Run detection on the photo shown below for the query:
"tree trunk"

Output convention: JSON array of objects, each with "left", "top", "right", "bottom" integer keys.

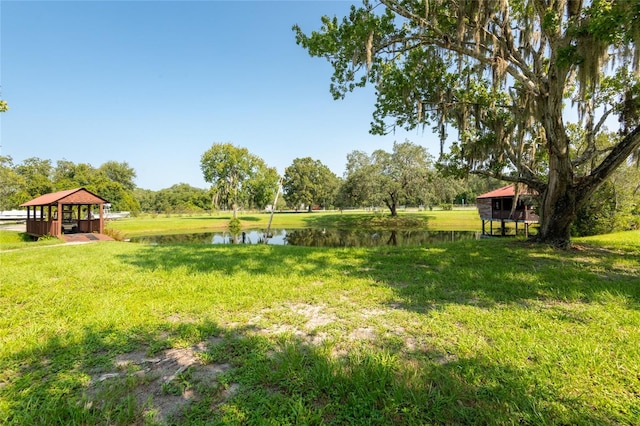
[
  {"left": 534, "top": 61, "right": 576, "bottom": 249},
  {"left": 535, "top": 185, "right": 577, "bottom": 248},
  {"left": 384, "top": 199, "right": 398, "bottom": 216}
]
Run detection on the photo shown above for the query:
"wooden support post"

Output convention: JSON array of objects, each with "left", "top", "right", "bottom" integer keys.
[
  {"left": 99, "top": 203, "right": 104, "bottom": 234},
  {"left": 57, "top": 202, "right": 63, "bottom": 236}
]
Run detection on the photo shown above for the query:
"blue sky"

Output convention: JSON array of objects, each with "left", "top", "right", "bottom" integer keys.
[{"left": 1, "top": 1, "right": 441, "bottom": 190}]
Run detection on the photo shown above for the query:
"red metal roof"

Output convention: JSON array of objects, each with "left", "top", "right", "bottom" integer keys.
[
  {"left": 476, "top": 185, "right": 516, "bottom": 199},
  {"left": 20, "top": 188, "right": 108, "bottom": 207},
  {"left": 476, "top": 184, "right": 539, "bottom": 199}
]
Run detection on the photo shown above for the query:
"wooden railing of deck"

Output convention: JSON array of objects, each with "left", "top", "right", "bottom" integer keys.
[
  {"left": 78, "top": 219, "right": 101, "bottom": 233},
  {"left": 26, "top": 220, "right": 59, "bottom": 236}
]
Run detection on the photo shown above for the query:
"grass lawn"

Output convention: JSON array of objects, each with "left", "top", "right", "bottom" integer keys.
[
  {"left": 0, "top": 228, "right": 62, "bottom": 250},
  {"left": 1, "top": 214, "right": 638, "bottom": 424}
]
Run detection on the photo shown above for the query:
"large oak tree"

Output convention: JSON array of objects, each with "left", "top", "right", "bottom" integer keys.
[
  {"left": 342, "top": 141, "right": 433, "bottom": 215},
  {"left": 200, "top": 143, "right": 278, "bottom": 218},
  {"left": 283, "top": 157, "right": 340, "bottom": 211},
  {"left": 294, "top": 0, "right": 640, "bottom": 247}
]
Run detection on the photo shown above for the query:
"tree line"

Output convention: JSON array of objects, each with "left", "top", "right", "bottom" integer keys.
[
  {"left": 0, "top": 142, "right": 489, "bottom": 216},
  {"left": 1, "top": 138, "right": 637, "bottom": 236},
  {"left": 199, "top": 141, "right": 498, "bottom": 215},
  {"left": 0, "top": 156, "right": 140, "bottom": 212}
]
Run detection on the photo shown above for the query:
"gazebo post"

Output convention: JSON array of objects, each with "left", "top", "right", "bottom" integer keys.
[
  {"left": 87, "top": 204, "right": 93, "bottom": 232},
  {"left": 99, "top": 203, "right": 104, "bottom": 234},
  {"left": 57, "top": 201, "right": 63, "bottom": 236}
]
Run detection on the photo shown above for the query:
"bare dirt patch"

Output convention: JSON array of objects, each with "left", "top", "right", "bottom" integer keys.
[
  {"left": 86, "top": 337, "right": 233, "bottom": 424},
  {"left": 249, "top": 302, "right": 337, "bottom": 342}
]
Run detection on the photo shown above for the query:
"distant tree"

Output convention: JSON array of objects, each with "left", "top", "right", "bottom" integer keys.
[
  {"left": 295, "top": 0, "right": 640, "bottom": 247},
  {"left": 0, "top": 156, "right": 26, "bottom": 210},
  {"left": 245, "top": 166, "right": 281, "bottom": 211},
  {"left": 342, "top": 141, "right": 433, "bottom": 216},
  {"left": 339, "top": 150, "right": 377, "bottom": 210},
  {"left": 283, "top": 157, "right": 340, "bottom": 211},
  {"left": 149, "top": 183, "right": 210, "bottom": 214},
  {"left": 53, "top": 160, "right": 140, "bottom": 212},
  {"left": 52, "top": 159, "right": 140, "bottom": 212},
  {"left": 92, "top": 179, "right": 140, "bottom": 213},
  {"left": 424, "top": 174, "right": 465, "bottom": 207},
  {"left": 0, "top": 156, "right": 139, "bottom": 211},
  {"left": 99, "top": 161, "right": 137, "bottom": 191},
  {"left": 451, "top": 175, "right": 504, "bottom": 206},
  {"left": 133, "top": 188, "right": 156, "bottom": 212},
  {"left": 0, "top": 99, "right": 7, "bottom": 113},
  {"left": 53, "top": 160, "right": 95, "bottom": 189},
  {"left": 14, "top": 157, "right": 54, "bottom": 198},
  {"left": 200, "top": 143, "right": 278, "bottom": 218}
]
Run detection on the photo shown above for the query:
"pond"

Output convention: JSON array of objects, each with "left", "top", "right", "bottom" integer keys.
[{"left": 129, "top": 228, "right": 481, "bottom": 248}]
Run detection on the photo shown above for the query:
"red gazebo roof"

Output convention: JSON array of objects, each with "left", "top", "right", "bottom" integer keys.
[
  {"left": 20, "top": 188, "right": 108, "bottom": 207},
  {"left": 477, "top": 184, "right": 538, "bottom": 200},
  {"left": 476, "top": 185, "right": 516, "bottom": 199}
]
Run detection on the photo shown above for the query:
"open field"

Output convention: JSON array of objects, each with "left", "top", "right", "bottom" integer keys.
[{"left": 1, "top": 222, "right": 639, "bottom": 424}]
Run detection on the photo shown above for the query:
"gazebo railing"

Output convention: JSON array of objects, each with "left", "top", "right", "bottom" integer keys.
[
  {"left": 78, "top": 219, "right": 101, "bottom": 233},
  {"left": 26, "top": 219, "right": 59, "bottom": 236}
]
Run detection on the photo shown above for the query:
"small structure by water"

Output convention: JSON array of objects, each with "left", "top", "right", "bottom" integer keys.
[
  {"left": 20, "top": 188, "right": 110, "bottom": 241},
  {"left": 476, "top": 185, "right": 539, "bottom": 236}
]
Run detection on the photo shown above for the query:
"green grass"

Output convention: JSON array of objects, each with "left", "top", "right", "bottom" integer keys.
[
  {"left": 0, "top": 229, "right": 62, "bottom": 250},
  {"left": 1, "top": 229, "right": 639, "bottom": 424}
]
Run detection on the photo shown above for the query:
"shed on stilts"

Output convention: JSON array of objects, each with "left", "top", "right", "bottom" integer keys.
[{"left": 476, "top": 185, "right": 539, "bottom": 237}]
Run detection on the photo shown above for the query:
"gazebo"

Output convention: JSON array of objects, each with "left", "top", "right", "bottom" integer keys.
[
  {"left": 20, "top": 188, "right": 110, "bottom": 240},
  {"left": 476, "top": 185, "right": 539, "bottom": 236}
]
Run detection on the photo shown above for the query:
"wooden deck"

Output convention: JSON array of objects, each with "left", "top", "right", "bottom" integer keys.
[{"left": 59, "top": 233, "right": 113, "bottom": 243}]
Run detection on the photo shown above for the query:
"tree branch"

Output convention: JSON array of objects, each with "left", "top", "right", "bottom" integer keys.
[
  {"left": 379, "top": 0, "right": 541, "bottom": 94},
  {"left": 471, "top": 169, "right": 545, "bottom": 193},
  {"left": 578, "top": 125, "right": 640, "bottom": 201}
]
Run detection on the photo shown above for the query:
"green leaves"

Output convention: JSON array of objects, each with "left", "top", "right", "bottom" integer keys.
[
  {"left": 342, "top": 141, "right": 433, "bottom": 215},
  {"left": 282, "top": 157, "right": 340, "bottom": 211},
  {"left": 200, "top": 143, "right": 278, "bottom": 216}
]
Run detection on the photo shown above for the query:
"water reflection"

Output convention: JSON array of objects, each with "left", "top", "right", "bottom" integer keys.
[{"left": 130, "top": 228, "right": 480, "bottom": 247}]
